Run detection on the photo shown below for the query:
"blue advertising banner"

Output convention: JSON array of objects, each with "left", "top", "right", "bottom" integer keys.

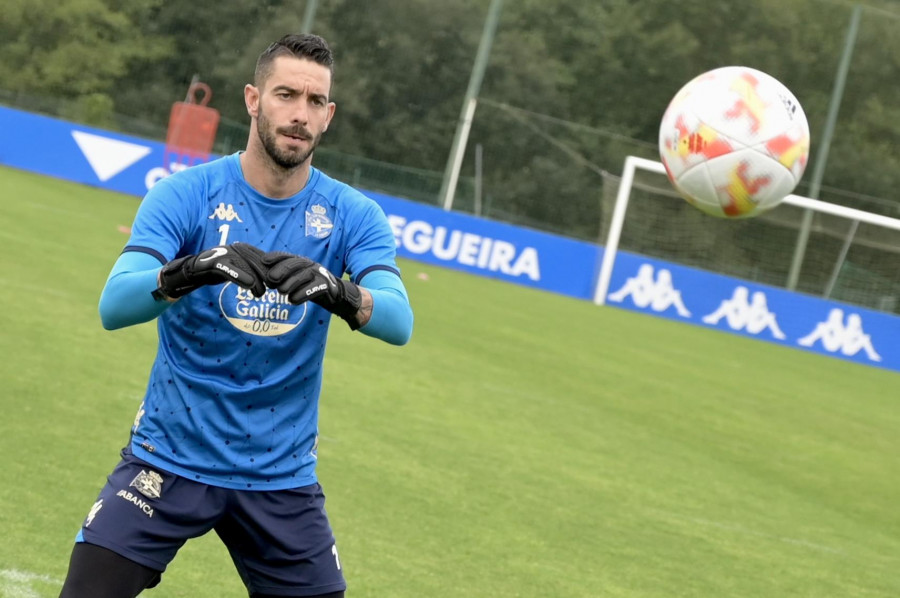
[
  {"left": 1, "top": 105, "right": 898, "bottom": 373},
  {"left": 606, "top": 251, "right": 898, "bottom": 371},
  {"left": 0, "top": 106, "right": 181, "bottom": 197},
  {"left": 365, "top": 191, "right": 601, "bottom": 299}
]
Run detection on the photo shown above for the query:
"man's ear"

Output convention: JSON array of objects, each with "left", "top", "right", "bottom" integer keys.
[
  {"left": 324, "top": 102, "right": 336, "bottom": 131},
  {"left": 245, "top": 84, "right": 260, "bottom": 117}
]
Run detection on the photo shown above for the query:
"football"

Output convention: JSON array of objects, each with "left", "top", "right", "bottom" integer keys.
[{"left": 658, "top": 66, "right": 810, "bottom": 218}]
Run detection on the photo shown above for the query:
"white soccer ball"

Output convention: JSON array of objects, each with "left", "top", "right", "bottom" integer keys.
[{"left": 658, "top": 66, "right": 810, "bottom": 218}]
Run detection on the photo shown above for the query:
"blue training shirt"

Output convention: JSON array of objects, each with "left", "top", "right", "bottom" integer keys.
[{"left": 123, "top": 152, "right": 402, "bottom": 490}]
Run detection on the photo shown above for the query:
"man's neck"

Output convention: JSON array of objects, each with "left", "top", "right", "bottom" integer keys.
[{"left": 239, "top": 147, "right": 311, "bottom": 199}]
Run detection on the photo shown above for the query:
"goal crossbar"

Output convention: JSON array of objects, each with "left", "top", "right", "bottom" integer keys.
[{"left": 594, "top": 155, "right": 900, "bottom": 305}]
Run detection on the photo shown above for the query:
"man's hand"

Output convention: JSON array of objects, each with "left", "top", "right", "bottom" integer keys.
[
  {"left": 154, "top": 243, "right": 267, "bottom": 301},
  {"left": 262, "top": 253, "right": 365, "bottom": 329}
]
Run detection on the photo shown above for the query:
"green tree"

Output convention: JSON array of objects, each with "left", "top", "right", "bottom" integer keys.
[
  {"left": 0, "top": 0, "right": 171, "bottom": 126},
  {"left": 7, "top": 0, "right": 899, "bottom": 232},
  {"left": 111, "top": 1, "right": 293, "bottom": 132}
]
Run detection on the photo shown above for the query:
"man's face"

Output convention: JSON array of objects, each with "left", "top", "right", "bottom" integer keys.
[{"left": 246, "top": 55, "right": 335, "bottom": 169}]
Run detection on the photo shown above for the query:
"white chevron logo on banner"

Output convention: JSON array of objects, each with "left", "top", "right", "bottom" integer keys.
[{"left": 71, "top": 130, "right": 152, "bottom": 182}]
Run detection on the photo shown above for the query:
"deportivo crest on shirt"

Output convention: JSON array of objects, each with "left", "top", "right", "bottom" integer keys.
[
  {"left": 305, "top": 204, "right": 333, "bottom": 239},
  {"left": 129, "top": 470, "right": 164, "bottom": 499}
]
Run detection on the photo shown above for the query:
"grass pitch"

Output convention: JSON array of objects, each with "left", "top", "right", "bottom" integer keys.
[{"left": 1, "top": 165, "right": 898, "bottom": 597}]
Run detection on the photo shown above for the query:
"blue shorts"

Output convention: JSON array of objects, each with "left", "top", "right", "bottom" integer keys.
[{"left": 76, "top": 449, "right": 346, "bottom": 596}]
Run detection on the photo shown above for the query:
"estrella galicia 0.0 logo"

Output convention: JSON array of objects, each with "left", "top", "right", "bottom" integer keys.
[{"left": 219, "top": 284, "right": 307, "bottom": 337}]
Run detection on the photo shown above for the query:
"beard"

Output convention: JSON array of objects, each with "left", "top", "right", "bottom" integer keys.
[{"left": 256, "top": 105, "right": 321, "bottom": 170}]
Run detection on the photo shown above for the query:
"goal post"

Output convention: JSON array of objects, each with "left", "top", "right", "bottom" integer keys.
[
  {"left": 594, "top": 156, "right": 663, "bottom": 305},
  {"left": 594, "top": 155, "right": 900, "bottom": 309}
]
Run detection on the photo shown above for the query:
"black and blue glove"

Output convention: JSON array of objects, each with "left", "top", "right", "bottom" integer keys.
[
  {"left": 153, "top": 242, "right": 267, "bottom": 300},
  {"left": 262, "top": 252, "right": 363, "bottom": 329}
]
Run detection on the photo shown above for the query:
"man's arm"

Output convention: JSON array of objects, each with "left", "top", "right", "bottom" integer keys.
[
  {"left": 356, "top": 269, "right": 413, "bottom": 346},
  {"left": 98, "top": 252, "right": 170, "bottom": 330},
  {"left": 99, "top": 244, "right": 268, "bottom": 330}
]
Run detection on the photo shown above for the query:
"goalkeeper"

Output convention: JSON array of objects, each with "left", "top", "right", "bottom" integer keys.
[{"left": 58, "top": 34, "right": 413, "bottom": 598}]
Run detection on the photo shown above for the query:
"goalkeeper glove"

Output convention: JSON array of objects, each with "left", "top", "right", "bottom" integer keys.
[
  {"left": 262, "top": 252, "right": 363, "bottom": 329},
  {"left": 153, "top": 243, "right": 267, "bottom": 301}
]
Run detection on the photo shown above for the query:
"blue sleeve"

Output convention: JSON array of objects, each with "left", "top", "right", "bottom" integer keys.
[
  {"left": 342, "top": 192, "right": 400, "bottom": 283},
  {"left": 98, "top": 251, "right": 171, "bottom": 330},
  {"left": 357, "top": 270, "right": 413, "bottom": 346},
  {"left": 126, "top": 173, "right": 201, "bottom": 263}
]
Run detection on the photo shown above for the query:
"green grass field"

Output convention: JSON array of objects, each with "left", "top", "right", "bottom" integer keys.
[{"left": 1, "top": 165, "right": 898, "bottom": 597}]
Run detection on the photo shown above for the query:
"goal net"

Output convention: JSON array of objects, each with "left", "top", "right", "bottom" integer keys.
[{"left": 595, "top": 156, "right": 900, "bottom": 315}]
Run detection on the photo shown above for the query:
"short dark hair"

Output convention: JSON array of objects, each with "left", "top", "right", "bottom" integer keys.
[{"left": 254, "top": 34, "right": 334, "bottom": 87}]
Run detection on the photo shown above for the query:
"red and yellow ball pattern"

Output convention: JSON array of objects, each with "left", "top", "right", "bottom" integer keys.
[{"left": 659, "top": 66, "right": 810, "bottom": 218}]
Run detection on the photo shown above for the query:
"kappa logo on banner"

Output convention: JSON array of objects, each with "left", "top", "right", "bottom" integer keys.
[
  {"left": 71, "top": 131, "right": 152, "bottom": 182},
  {"left": 608, "top": 264, "right": 691, "bottom": 317},
  {"left": 798, "top": 308, "right": 882, "bottom": 362},
  {"left": 703, "top": 286, "right": 786, "bottom": 339}
]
